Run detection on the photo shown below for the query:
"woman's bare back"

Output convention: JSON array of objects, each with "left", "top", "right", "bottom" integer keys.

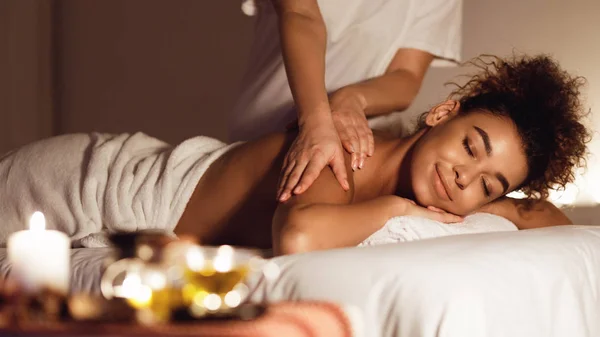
[
  {"left": 175, "top": 133, "right": 293, "bottom": 248},
  {"left": 175, "top": 130, "right": 409, "bottom": 249}
]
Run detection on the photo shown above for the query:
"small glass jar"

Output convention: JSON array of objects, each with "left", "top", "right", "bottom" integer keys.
[
  {"left": 163, "top": 243, "right": 265, "bottom": 318},
  {"left": 101, "top": 232, "right": 180, "bottom": 324}
]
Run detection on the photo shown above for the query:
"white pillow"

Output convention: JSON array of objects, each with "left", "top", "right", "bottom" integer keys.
[{"left": 248, "top": 225, "right": 600, "bottom": 337}]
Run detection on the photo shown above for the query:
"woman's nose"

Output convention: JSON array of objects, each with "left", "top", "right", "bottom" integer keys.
[{"left": 454, "top": 165, "right": 477, "bottom": 190}]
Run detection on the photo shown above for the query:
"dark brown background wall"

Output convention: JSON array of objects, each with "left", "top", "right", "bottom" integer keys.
[
  {"left": 0, "top": 0, "right": 53, "bottom": 155},
  {"left": 55, "top": 0, "right": 254, "bottom": 143},
  {"left": 2, "top": 0, "right": 600, "bottom": 216}
]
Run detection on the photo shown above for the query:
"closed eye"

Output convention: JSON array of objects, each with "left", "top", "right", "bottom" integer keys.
[
  {"left": 462, "top": 137, "right": 474, "bottom": 157},
  {"left": 481, "top": 178, "right": 491, "bottom": 197}
]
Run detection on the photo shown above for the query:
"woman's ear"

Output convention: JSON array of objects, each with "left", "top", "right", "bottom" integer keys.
[{"left": 424, "top": 100, "right": 460, "bottom": 127}]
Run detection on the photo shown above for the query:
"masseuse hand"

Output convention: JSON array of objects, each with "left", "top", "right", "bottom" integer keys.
[
  {"left": 387, "top": 196, "right": 464, "bottom": 223},
  {"left": 330, "top": 90, "right": 374, "bottom": 170},
  {"left": 278, "top": 116, "right": 349, "bottom": 202}
]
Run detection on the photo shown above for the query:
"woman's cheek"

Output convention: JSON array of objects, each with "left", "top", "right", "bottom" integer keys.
[{"left": 454, "top": 197, "right": 482, "bottom": 215}]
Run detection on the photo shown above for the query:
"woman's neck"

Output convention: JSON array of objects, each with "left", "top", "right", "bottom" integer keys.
[{"left": 372, "top": 129, "right": 426, "bottom": 198}]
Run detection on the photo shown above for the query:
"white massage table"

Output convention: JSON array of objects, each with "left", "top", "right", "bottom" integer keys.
[
  {"left": 0, "top": 225, "right": 599, "bottom": 337},
  {"left": 248, "top": 225, "right": 600, "bottom": 337}
]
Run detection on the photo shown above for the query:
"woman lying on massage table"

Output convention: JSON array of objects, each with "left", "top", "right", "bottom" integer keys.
[
  {"left": 176, "top": 55, "right": 589, "bottom": 254},
  {"left": 0, "top": 55, "right": 590, "bottom": 256}
]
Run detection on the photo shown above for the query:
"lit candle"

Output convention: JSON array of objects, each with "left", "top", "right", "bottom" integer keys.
[{"left": 7, "top": 212, "right": 70, "bottom": 295}]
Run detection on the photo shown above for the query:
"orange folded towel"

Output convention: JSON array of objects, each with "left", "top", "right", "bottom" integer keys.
[{"left": 0, "top": 301, "right": 354, "bottom": 337}]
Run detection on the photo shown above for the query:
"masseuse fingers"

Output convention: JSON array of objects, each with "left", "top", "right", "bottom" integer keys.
[
  {"left": 366, "top": 127, "right": 375, "bottom": 157},
  {"left": 346, "top": 131, "right": 361, "bottom": 170},
  {"left": 340, "top": 130, "right": 360, "bottom": 171},
  {"left": 351, "top": 152, "right": 359, "bottom": 171},
  {"left": 340, "top": 134, "right": 357, "bottom": 170},
  {"left": 293, "top": 154, "right": 328, "bottom": 195},
  {"left": 336, "top": 117, "right": 355, "bottom": 154},
  {"left": 336, "top": 117, "right": 360, "bottom": 171},
  {"left": 281, "top": 159, "right": 309, "bottom": 201},
  {"left": 340, "top": 132, "right": 356, "bottom": 155},
  {"left": 277, "top": 160, "right": 296, "bottom": 201},
  {"left": 330, "top": 152, "right": 350, "bottom": 191},
  {"left": 339, "top": 133, "right": 356, "bottom": 169},
  {"left": 357, "top": 126, "right": 370, "bottom": 169},
  {"left": 278, "top": 155, "right": 295, "bottom": 192},
  {"left": 342, "top": 143, "right": 358, "bottom": 171}
]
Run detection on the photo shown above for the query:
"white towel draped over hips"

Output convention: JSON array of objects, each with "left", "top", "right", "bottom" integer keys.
[{"left": 0, "top": 133, "right": 239, "bottom": 248}]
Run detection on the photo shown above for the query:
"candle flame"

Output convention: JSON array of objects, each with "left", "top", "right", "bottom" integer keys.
[{"left": 29, "top": 211, "right": 46, "bottom": 231}]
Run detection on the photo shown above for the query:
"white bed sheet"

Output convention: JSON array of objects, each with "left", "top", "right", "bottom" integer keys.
[
  {"left": 248, "top": 225, "right": 600, "bottom": 337},
  {"left": 0, "top": 225, "right": 598, "bottom": 337}
]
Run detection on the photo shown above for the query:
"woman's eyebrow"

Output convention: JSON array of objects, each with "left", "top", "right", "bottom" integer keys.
[
  {"left": 496, "top": 173, "right": 509, "bottom": 194},
  {"left": 473, "top": 126, "right": 492, "bottom": 156},
  {"left": 473, "top": 125, "right": 509, "bottom": 193}
]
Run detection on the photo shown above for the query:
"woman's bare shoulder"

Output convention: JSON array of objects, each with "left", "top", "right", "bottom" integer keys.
[{"left": 372, "top": 129, "right": 398, "bottom": 143}]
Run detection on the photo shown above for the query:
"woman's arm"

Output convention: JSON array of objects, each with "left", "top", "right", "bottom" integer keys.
[
  {"left": 273, "top": 152, "right": 462, "bottom": 255},
  {"left": 478, "top": 197, "right": 572, "bottom": 229},
  {"left": 273, "top": 196, "right": 401, "bottom": 255}
]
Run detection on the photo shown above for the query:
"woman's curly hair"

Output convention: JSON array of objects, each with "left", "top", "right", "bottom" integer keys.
[{"left": 424, "top": 54, "right": 591, "bottom": 199}]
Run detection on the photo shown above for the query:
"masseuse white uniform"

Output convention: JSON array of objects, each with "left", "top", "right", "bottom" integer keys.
[{"left": 230, "top": 0, "right": 463, "bottom": 141}]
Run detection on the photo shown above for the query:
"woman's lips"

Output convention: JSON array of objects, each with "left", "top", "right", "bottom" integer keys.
[{"left": 434, "top": 164, "right": 452, "bottom": 201}]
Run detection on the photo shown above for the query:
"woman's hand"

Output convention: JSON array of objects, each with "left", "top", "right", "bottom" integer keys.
[
  {"left": 385, "top": 196, "right": 464, "bottom": 223},
  {"left": 278, "top": 116, "right": 350, "bottom": 202},
  {"left": 330, "top": 90, "right": 374, "bottom": 170}
]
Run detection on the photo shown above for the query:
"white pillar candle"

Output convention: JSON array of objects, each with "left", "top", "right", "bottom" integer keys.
[{"left": 7, "top": 212, "right": 70, "bottom": 295}]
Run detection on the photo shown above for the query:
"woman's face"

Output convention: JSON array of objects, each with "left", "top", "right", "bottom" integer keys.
[{"left": 410, "top": 101, "right": 529, "bottom": 215}]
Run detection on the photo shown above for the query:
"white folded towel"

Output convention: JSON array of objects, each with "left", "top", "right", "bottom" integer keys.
[
  {"left": 359, "top": 213, "right": 518, "bottom": 246},
  {"left": 0, "top": 133, "right": 239, "bottom": 248}
]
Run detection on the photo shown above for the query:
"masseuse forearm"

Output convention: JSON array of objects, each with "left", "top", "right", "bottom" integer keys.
[
  {"left": 273, "top": 197, "right": 394, "bottom": 255},
  {"left": 278, "top": 10, "right": 331, "bottom": 124},
  {"left": 337, "top": 69, "right": 422, "bottom": 117}
]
